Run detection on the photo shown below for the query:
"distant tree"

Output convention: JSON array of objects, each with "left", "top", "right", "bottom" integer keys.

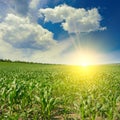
[{"left": 0, "top": 59, "right": 12, "bottom": 62}]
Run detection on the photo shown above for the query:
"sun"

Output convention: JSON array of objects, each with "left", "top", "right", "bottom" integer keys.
[
  {"left": 71, "top": 50, "right": 98, "bottom": 67},
  {"left": 79, "top": 59, "right": 90, "bottom": 67},
  {"left": 78, "top": 55, "right": 91, "bottom": 67},
  {"left": 81, "top": 62, "right": 89, "bottom": 67}
]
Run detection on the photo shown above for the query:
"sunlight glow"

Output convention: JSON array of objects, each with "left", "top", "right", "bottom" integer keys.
[
  {"left": 80, "top": 61, "right": 89, "bottom": 67},
  {"left": 77, "top": 54, "right": 92, "bottom": 67},
  {"left": 70, "top": 50, "right": 98, "bottom": 66},
  {"left": 79, "top": 55, "right": 93, "bottom": 67}
]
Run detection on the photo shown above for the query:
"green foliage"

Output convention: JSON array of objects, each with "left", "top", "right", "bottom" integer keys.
[{"left": 0, "top": 62, "right": 120, "bottom": 119}]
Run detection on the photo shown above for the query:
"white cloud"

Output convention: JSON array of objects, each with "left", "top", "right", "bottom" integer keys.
[
  {"left": 29, "top": 39, "right": 72, "bottom": 63},
  {"left": 0, "top": 14, "right": 56, "bottom": 50},
  {"left": 0, "top": 1, "right": 14, "bottom": 22},
  {"left": 0, "top": 32, "right": 71, "bottom": 63},
  {"left": 29, "top": 0, "right": 40, "bottom": 9},
  {"left": 0, "top": 13, "right": 72, "bottom": 63},
  {"left": 39, "top": 4, "right": 106, "bottom": 33},
  {"left": 39, "top": 5, "right": 74, "bottom": 23},
  {"left": 0, "top": 2, "right": 108, "bottom": 64},
  {"left": 0, "top": 32, "right": 26, "bottom": 60},
  {"left": 0, "top": 0, "right": 41, "bottom": 22}
]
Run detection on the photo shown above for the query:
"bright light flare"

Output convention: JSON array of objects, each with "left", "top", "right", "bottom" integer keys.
[
  {"left": 70, "top": 50, "right": 98, "bottom": 67},
  {"left": 80, "top": 61, "right": 89, "bottom": 67},
  {"left": 78, "top": 55, "right": 91, "bottom": 67}
]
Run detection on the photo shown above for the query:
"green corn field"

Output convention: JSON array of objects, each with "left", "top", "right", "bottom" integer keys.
[{"left": 0, "top": 62, "right": 120, "bottom": 120}]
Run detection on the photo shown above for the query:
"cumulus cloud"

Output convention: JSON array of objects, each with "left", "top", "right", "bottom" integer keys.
[
  {"left": 39, "top": 4, "right": 106, "bottom": 33},
  {"left": 0, "top": 1, "right": 107, "bottom": 64},
  {"left": 0, "top": 1, "right": 71, "bottom": 63},
  {"left": 0, "top": 31, "right": 71, "bottom": 63},
  {"left": 29, "top": 0, "right": 41, "bottom": 9},
  {"left": 0, "top": 14, "right": 56, "bottom": 50},
  {"left": 0, "top": 1, "right": 14, "bottom": 22},
  {"left": 0, "top": 0, "right": 41, "bottom": 22},
  {"left": 0, "top": 13, "right": 71, "bottom": 63},
  {"left": 29, "top": 39, "right": 72, "bottom": 63}
]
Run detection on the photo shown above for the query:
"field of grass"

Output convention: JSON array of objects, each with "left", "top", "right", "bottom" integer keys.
[{"left": 0, "top": 62, "right": 120, "bottom": 120}]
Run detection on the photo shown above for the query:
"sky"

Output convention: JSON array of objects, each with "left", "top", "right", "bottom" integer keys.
[{"left": 0, "top": 0, "right": 120, "bottom": 65}]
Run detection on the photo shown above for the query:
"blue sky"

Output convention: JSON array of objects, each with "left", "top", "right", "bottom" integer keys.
[{"left": 0, "top": 0, "right": 120, "bottom": 65}]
